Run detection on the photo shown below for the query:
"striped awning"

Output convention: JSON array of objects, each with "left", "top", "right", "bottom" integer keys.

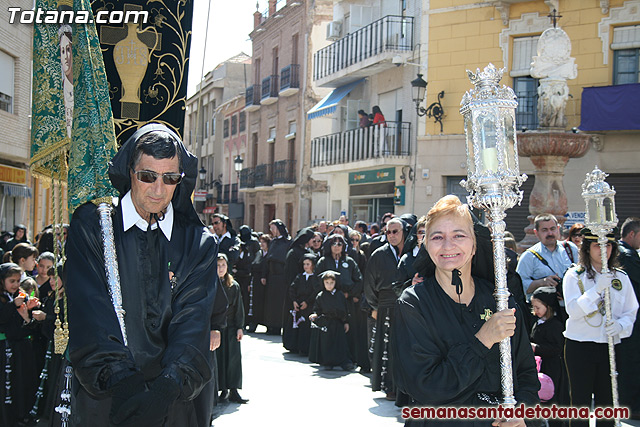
[
  {"left": 307, "top": 78, "right": 365, "bottom": 120},
  {"left": 2, "top": 183, "right": 32, "bottom": 198}
]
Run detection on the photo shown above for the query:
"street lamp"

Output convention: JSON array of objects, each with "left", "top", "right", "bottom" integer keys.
[
  {"left": 581, "top": 166, "right": 621, "bottom": 427},
  {"left": 411, "top": 73, "right": 445, "bottom": 132},
  {"left": 198, "top": 166, "right": 207, "bottom": 182},
  {"left": 233, "top": 155, "right": 244, "bottom": 178},
  {"left": 460, "top": 63, "right": 527, "bottom": 409}
]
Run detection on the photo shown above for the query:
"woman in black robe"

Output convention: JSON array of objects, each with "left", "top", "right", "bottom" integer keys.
[
  {"left": 247, "top": 234, "right": 270, "bottom": 332},
  {"left": 234, "top": 225, "right": 260, "bottom": 329},
  {"left": 392, "top": 196, "right": 539, "bottom": 426},
  {"left": 308, "top": 270, "right": 352, "bottom": 370},
  {"left": 263, "top": 220, "right": 290, "bottom": 335},
  {"left": 216, "top": 254, "right": 248, "bottom": 404},
  {"left": 288, "top": 253, "right": 320, "bottom": 356},
  {"left": 282, "top": 228, "right": 315, "bottom": 351}
]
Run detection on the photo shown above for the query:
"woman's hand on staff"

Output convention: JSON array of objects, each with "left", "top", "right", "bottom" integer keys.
[
  {"left": 475, "top": 308, "right": 516, "bottom": 349},
  {"left": 492, "top": 418, "right": 525, "bottom": 427}
]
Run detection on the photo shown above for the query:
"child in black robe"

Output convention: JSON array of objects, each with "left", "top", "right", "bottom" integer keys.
[
  {"left": 530, "top": 286, "right": 567, "bottom": 410},
  {"left": 288, "top": 253, "right": 320, "bottom": 356},
  {"left": 308, "top": 270, "right": 353, "bottom": 370},
  {"left": 0, "top": 263, "right": 39, "bottom": 426},
  {"left": 216, "top": 254, "right": 248, "bottom": 404}
]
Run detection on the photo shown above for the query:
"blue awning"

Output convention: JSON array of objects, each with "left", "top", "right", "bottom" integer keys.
[
  {"left": 1, "top": 184, "right": 32, "bottom": 198},
  {"left": 307, "top": 78, "right": 365, "bottom": 120}
]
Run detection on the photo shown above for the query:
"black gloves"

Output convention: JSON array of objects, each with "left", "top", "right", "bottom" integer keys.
[
  {"left": 110, "top": 375, "right": 181, "bottom": 426},
  {"left": 109, "top": 372, "right": 145, "bottom": 424}
]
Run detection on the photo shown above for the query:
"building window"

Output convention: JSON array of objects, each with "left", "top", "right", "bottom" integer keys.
[
  {"left": 0, "top": 51, "right": 14, "bottom": 114},
  {"left": 239, "top": 111, "right": 246, "bottom": 132},
  {"left": 267, "top": 126, "right": 276, "bottom": 143},
  {"left": 511, "top": 36, "right": 539, "bottom": 130},
  {"left": 223, "top": 119, "right": 229, "bottom": 138},
  {"left": 613, "top": 49, "right": 639, "bottom": 84},
  {"left": 612, "top": 25, "right": 640, "bottom": 84},
  {"left": 211, "top": 114, "right": 216, "bottom": 136},
  {"left": 231, "top": 115, "right": 238, "bottom": 135}
]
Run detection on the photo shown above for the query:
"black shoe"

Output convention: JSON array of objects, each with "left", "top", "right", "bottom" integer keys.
[
  {"left": 341, "top": 362, "right": 355, "bottom": 371},
  {"left": 246, "top": 324, "right": 257, "bottom": 333},
  {"left": 219, "top": 389, "right": 229, "bottom": 401},
  {"left": 228, "top": 389, "right": 249, "bottom": 404}
]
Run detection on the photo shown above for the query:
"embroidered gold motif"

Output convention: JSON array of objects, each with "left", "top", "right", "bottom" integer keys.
[{"left": 481, "top": 308, "right": 493, "bottom": 321}]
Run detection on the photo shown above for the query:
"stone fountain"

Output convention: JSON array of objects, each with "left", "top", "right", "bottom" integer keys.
[{"left": 517, "top": 21, "right": 591, "bottom": 250}]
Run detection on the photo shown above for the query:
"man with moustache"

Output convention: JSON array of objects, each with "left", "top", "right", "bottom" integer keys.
[{"left": 517, "top": 213, "right": 578, "bottom": 301}]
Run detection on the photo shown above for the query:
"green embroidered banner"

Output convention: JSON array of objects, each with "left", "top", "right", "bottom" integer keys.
[{"left": 31, "top": 0, "right": 118, "bottom": 212}]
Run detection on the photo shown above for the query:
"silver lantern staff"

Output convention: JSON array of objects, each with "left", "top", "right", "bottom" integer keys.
[
  {"left": 460, "top": 64, "right": 527, "bottom": 408},
  {"left": 581, "top": 166, "right": 620, "bottom": 427}
]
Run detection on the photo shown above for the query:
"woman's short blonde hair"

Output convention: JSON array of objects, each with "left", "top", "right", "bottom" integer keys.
[{"left": 425, "top": 195, "right": 475, "bottom": 241}]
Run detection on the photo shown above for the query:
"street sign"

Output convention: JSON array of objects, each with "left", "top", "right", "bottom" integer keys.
[{"left": 194, "top": 190, "right": 207, "bottom": 202}]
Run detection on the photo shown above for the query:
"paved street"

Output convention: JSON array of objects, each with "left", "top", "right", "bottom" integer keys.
[
  {"left": 211, "top": 326, "right": 640, "bottom": 427},
  {"left": 212, "top": 326, "right": 403, "bottom": 426}
]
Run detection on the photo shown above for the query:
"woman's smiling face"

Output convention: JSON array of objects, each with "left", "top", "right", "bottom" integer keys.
[{"left": 426, "top": 214, "right": 475, "bottom": 273}]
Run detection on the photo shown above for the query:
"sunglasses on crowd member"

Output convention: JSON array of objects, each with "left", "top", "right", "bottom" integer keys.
[
  {"left": 350, "top": 238, "right": 360, "bottom": 242},
  {"left": 387, "top": 229, "right": 401, "bottom": 235},
  {"left": 212, "top": 220, "right": 222, "bottom": 226},
  {"left": 331, "top": 241, "right": 344, "bottom": 246},
  {"left": 133, "top": 169, "right": 184, "bottom": 185}
]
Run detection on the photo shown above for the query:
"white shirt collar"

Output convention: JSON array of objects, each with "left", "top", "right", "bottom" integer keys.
[
  {"left": 121, "top": 191, "right": 174, "bottom": 241},
  {"left": 217, "top": 231, "right": 231, "bottom": 241}
]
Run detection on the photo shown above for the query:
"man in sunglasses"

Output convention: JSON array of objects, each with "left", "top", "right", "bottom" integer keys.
[{"left": 65, "top": 123, "right": 222, "bottom": 427}]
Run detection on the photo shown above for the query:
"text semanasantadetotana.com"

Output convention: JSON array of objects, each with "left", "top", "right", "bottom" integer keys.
[{"left": 401, "top": 405, "right": 630, "bottom": 420}]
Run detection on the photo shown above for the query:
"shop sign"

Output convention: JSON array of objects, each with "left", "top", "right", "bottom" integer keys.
[
  {"left": 349, "top": 167, "right": 395, "bottom": 185},
  {"left": 564, "top": 211, "right": 585, "bottom": 229},
  {"left": 194, "top": 190, "right": 207, "bottom": 202},
  {"left": 394, "top": 186, "right": 405, "bottom": 205},
  {"left": 203, "top": 207, "right": 217, "bottom": 214},
  {"left": 0, "top": 164, "right": 27, "bottom": 185}
]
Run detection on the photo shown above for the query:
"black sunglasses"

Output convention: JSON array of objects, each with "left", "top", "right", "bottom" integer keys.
[{"left": 134, "top": 170, "right": 184, "bottom": 185}]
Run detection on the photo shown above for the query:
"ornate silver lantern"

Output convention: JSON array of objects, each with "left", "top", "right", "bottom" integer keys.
[
  {"left": 581, "top": 166, "right": 620, "bottom": 427},
  {"left": 460, "top": 63, "right": 527, "bottom": 408}
]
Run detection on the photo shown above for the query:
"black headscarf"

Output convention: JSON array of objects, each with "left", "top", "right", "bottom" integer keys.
[
  {"left": 532, "top": 286, "right": 562, "bottom": 318},
  {"left": 271, "top": 219, "right": 289, "bottom": 239},
  {"left": 290, "top": 227, "right": 315, "bottom": 250},
  {"left": 108, "top": 123, "right": 201, "bottom": 227},
  {"left": 238, "top": 225, "right": 253, "bottom": 243}
]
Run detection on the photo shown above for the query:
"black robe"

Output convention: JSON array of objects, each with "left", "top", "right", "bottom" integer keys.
[
  {"left": 235, "top": 237, "right": 259, "bottom": 327},
  {"left": 392, "top": 276, "right": 540, "bottom": 426},
  {"left": 287, "top": 273, "right": 320, "bottom": 355},
  {"left": 530, "top": 316, "right": 566, "bottom": 403},
  {"left": 217, "top": 280, "right": 244, "bottom": 391},
  {"left": 0, "top": 292, "right": 38, "bottom": 426},
  {"left": 364, "top": 243, "right": 401, "bottom": 392},
  {"left": 66, "top": 202, "right": 218, "bottom": 426},
  {"left": 263, "top": 236, "right": 290, "bottom": 330},
  {"left": 282, "top": 245, "right": 312, "bottom": 350},
  {"left": 617, "top": 240, "right": 640, "bottom": 414},
  {"left": 316, "top": 255, "right": 368, "bottom": 370},
  {"left": 308, "top": 289, "right": 350, "bottom": 367}
]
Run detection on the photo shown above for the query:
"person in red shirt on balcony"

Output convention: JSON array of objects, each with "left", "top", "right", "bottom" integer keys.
[{"left": 372, "top": 105, "right": 387, "bottom": 127}]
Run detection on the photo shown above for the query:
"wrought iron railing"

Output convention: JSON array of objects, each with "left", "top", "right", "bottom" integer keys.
[
  {"left": 231, "top": 183, "right": 238, "bottom": 203},
  {"left": 261, "top": 75, "right": 279, "bottom": 100},
  {"left": 273, "top": 160, "right": 296, "bottom": 184},
  {"left": 254, "top": 164, "right": 274, "bottom": 187},
  {"left": 280, "top": 64, "right": 300, "bottom": 91},
  {"left": 222, "top": 184, "right": 230, "bottom": 204},
  {"left": 310, "top": 121, "right": 411, "bottom": 168},
  {"left": 239, "top": 168, "right": 255, "bottom": 189},
  {"left": 313, "top": 15, "right": 414, "bottom": 81},
  {"left": 245, "top": 85, "right": 261, "bottom": 108}
]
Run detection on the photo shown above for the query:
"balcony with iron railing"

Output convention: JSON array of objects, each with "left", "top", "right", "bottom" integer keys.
[
  {"left": 261, "top": 75, "right": 279, "bottom": 105},
  {"left": 313, "top": 15, "right": 414, "bottom": 87},
  {"left": 310, "top": 121, "right": 411, "bottom": 171},
  {"left": 254, "top": 163, "right": 274, "bottom": 188},
  {"left": 222, "top": 184, "right": 230, "bottom": 204},
  {"left": 273, "top": 159, "right": 296, "bottom": 186},
  {"left": 280, "top": 64, "right": 300, "bottom": 96},
  {"left": 245, "top": 85, "right": 261, "bottom": 112},
  {"left": 239, "top": 167, "right": 255, "bottom": 190}
]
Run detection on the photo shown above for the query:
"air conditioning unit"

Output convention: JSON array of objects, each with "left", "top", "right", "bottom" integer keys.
[{"left": 326, "top": 21, "right": 342, "bottom": 41}]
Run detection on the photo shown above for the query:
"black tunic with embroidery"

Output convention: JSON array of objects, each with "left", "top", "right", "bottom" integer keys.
[
  {"left": 308, "top": 289, "right": 350, "bottom": 367},
  {"left": 392, "top": 276, "right": 540, "bottom": 426}
]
